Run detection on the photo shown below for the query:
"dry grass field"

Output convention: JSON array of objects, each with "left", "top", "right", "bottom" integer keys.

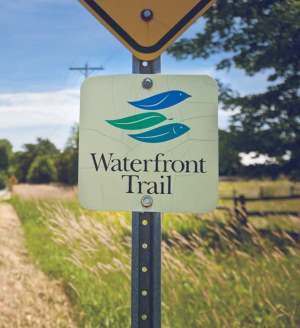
[{"left": 7, "top": 179, "right": 300, "bottom": 327}]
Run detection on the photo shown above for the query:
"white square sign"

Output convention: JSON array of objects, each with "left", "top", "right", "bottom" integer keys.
[{"left": 79, "top": 75, "right": 218, "bottom": 213}]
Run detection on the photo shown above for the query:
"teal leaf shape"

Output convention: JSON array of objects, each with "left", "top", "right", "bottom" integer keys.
[{"left": 106, "top": 112, "right": 167, "bottom": 130}]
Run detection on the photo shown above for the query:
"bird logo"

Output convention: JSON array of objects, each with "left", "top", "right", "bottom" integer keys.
[{"left": 106, "top": 90, "right": 191, "bottom": 143}]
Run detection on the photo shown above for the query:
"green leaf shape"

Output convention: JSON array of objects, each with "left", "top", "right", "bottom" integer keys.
[{"left": 106, "top": 112, "right": 167, "bottom": 130}]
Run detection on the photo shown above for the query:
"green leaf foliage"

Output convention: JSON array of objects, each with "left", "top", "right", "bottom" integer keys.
[
  {"left": 168, "top": 0, "right": 300, "bottom": 176},
  {"left": 0, "top": 139, "right": 12, "bottom": 172},
  {"left": 27, "top": 156, "right": 58, "bottom": 184},
  {"left": 0, "top": 172, "right": 7, "bottom": 190},
  {"left": 57, "top": 149, "right": 78, "bottom": 185},
  {"left": 57, "top": 124, "right": 79, "bottom": 185},
  {"left": 13, "top": 138, "right": 59, "bottom": 182},
  {"left": 219, "top": 130, "right": 241, "bottom": 176}
]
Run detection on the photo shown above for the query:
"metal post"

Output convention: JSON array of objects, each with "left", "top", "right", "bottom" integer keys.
[{"left": 132, "top": 56, "right": 161, "bottom": 328}]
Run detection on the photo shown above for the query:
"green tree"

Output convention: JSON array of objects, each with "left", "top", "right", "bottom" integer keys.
[
  {"left": 57, "top": 125, "right": 79, "bottom": 185},
  {"left": 168, "top": 0, "right": 300, "bottom": 175},
  {"left": 0, "top": 172, "right": 7, "bottom": 190},
  {"left": 57, "top": 150, "right": 78, "bottom": 185},
  {"left": 219, "top": 130, "right": 241, "bottom": 176},
  {"left": 0, "top": 139, "right": 12, "bottom": 172},
  {"left": 0, "top": 139, "right": 12, "bottom": 189},
  {"left": 27, "top": 156, "right": 58, "bottom": 184},
  {"left": 14, "top": 138, "right": 59, "bottom": 182}
]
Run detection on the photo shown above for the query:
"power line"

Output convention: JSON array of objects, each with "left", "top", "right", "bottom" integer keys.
[{"left": 69, "top": 62, "right": 104, "bottom": 79}]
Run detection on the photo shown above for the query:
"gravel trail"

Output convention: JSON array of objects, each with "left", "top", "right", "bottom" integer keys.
[{"left": 0, "top": 203, "right": 75, "bottom": 328}]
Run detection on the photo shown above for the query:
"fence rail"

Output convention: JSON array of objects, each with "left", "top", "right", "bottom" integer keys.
[
  {"left": 221, "top": 194, "right": 300, "bottom": 202},
  {"left": 220, "top": 185, "right": 300, "bottom": 202},
  {"left": 247, "top": 211, "right": 300, "bottom": 217},
  {"left": 217, "top": 193, "right": 300, "bottom": 221},
  {"left": 217, "top": 206, "right": 300, "bottom": 219}
]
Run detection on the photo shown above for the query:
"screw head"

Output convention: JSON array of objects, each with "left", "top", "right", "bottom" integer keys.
[
  {"left": 141, "top": 9, "right": 153, "bottom": 22},
  {"left": 142, "top": 78, "right": 153, "bottom": 89},
  {"left": 141, "top": 314, "right": 148, "bottom": 321},
  {"left": 141, "top": 195, "right": 153, "bottom": 208},
  {"left": 141, "top": 290, "right": 148, "bottom": 297}
]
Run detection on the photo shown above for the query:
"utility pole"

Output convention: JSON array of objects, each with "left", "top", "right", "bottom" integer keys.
[{"left": 69, "top": 62, "right": 104, "bottom": 79}]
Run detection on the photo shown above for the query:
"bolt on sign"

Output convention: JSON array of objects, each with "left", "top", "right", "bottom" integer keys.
[
  {"left": 79, "top": 0, "right": 215, "bottom": 60},
  {"left": 79, "top": 75, "right": 218, "bottom": 213}
]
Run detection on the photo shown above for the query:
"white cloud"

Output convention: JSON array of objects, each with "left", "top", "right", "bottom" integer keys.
[
  {"left": 240, "top": 152, "right": 276, "bottom": 166},
  {"left": 0, "top": 89, "right": 79, "bottom": 129},
  {"left": 0, "top": 89, "right": 79, "bottom": 150},
  {"left": 0, "top": 125, "right": 72, "bottom": 151}
]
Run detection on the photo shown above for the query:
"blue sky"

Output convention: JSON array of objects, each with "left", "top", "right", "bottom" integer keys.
[{"left": 0, "top": 1, "right": 269, "bottom": 150}]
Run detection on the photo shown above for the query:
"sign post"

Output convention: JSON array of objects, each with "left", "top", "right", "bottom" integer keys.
[
  {"left": 78, "top": 2, "right": 218, "bottom": 328},
  {"left": 132, "top": 57, "right": 161, "bottom": 328}
]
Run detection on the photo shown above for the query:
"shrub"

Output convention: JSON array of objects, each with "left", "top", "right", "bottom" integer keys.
[
  {"left": 57, "top": 149, "right": 78, "bottom": 185},
  {"left": 0, "top": 139, "right": 12, "bottom": 172},
  {"left": 0, "top": 172, "right": 7, "bottom": 190},
  {"left": 27, "top": 156, "right": 57, "bottom": 184}
]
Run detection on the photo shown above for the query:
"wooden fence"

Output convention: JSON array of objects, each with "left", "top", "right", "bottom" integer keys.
[
  {"left": 218, "top": 191, "right": 300, "bottom": 223},
  {"left": 221, "top": 185, "right": 300, "bottom": 202}
]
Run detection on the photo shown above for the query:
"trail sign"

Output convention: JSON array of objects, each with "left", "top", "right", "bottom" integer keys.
[
  {"left": 79, "top": 0, "right": 215, "bottom": 60},
  {"left": 79, "top": 75, "right": 218, "bottom": 213}
]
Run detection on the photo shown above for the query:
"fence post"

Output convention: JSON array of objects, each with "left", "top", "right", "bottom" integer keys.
[
  {"left": 290, "top": 185, "right": 295, "bottom": 197},
  {"left": 233, "top": 189, "right": 237, "bottom": 198},
  {"left": 234, "top": 194, "right": 238, "bottom": 214},
  {"left": 260, "top": 187, "right": 264, "bottom": 199},
  {"left": 233, "top": 194, "right": 248, "bottom": 226},
  {"left": 239, "top": 195, "right": 248, "bottom": 225}
]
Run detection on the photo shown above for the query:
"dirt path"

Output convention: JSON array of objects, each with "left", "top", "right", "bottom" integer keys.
[
  {"left": 0, "top": 203, "right": 76, "bottom": 328},
  {"left": 13, "top": 184, "right": 77, "bottom": 200}
]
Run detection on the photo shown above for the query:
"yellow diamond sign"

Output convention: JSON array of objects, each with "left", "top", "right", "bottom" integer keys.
[{"left": 79, "top": 0, "right": 215, "bottom": 60}]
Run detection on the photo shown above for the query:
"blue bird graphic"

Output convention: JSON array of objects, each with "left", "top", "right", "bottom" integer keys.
[
  {"left": 128, "top": 123, "right": 190, "bottom": 143},
  {"left": 128, "top": 90, "right": 191, "bottom": 110}
]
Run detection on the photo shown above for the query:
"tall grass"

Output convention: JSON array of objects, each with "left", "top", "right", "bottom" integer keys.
[{"left": 11, "top": 196, "right": 300, "bottom": 327}]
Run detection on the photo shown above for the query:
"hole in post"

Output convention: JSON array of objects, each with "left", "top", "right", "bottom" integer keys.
[
  {"left": 142, "top": 266, "right": 148, "bottom": 273},
  {"left": 142, "top": 243, "right": 148, "bottom": 249},
  {"left": 142, "top": 219, "right": 148, "bottom": 226}
]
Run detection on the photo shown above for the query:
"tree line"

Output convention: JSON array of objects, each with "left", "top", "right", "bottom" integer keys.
[
  {"left": 1, "top": 125, "right": 297, "bottom": 190},
  {"left": 0, "top": 125, "right": 79, "bottom": 188}
]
